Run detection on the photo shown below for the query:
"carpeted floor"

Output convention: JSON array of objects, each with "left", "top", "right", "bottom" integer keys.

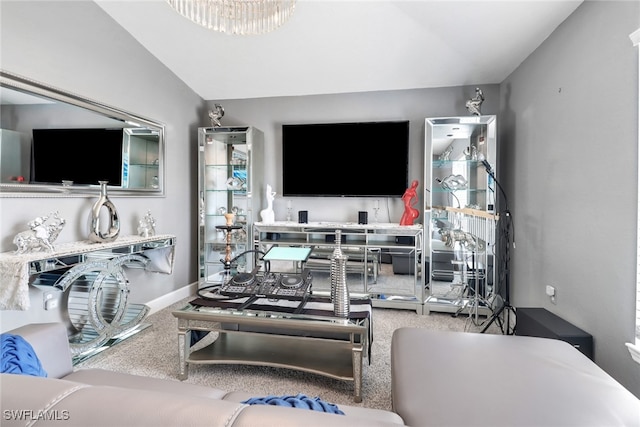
[{"left": 76, "top": 296, "right": 502, "bottom": 412}]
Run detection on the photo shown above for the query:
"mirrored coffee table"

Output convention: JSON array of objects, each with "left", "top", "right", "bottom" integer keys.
[{"left": 172, "top": 292, "right": 372, "bottom": 402}]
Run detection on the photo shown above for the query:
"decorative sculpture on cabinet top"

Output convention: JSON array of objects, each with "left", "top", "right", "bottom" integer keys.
[
  {"left": 208, "top": 104, "right": 225, "bottom": 127},
  {"left": 13, "top": 211, "right": 66, "bottom": 254},
  {"left": 466, "top": 87, "right": 484, "bottom": 116},
  {"left": 400, "top": 180, "right": 420, "bottom": 226},
  {"left": 260, "top": 184, "right": 276, "bottom": 224}
]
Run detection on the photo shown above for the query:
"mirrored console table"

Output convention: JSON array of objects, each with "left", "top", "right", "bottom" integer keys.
[
  {"left": 0, "top": 234, "right": 176, "bottom": 360},
  {"left": 253, "top": 222, "right": 424, "bottom": 313}
]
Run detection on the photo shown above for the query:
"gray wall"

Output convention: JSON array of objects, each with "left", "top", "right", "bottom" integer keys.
[
  {"left": 1, "top": 0, "right": 639, "bottom": 399},
  {"left": 0, "top": 1, "right": 203, "bottom": 329},
  {"left": 500, "top": 0, "right": 640, "bottom": 395},
  {"left": 207, "top": 86, "right": 499, "bottom": 224}
]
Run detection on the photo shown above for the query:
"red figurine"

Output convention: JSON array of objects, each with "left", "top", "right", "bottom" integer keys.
[{"left": 400, "top": 180, "right": 420, "bottom": 226}]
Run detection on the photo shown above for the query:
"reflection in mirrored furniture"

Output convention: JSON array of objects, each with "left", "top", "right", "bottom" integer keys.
[
  {"left": 198, "top": 126, "right": 264, "bottom": 286},
  {"left": 252, "top": 222, "right": 424, "bottom": 314},
  {"left": 0, "top": 70, "right": 165, "bottom": 196},
  {"left": 0, "top": 234, "right": 176, "bottom": 362},
  {"left": 424, "top": 116, "right": 497, "bottom": 318}
]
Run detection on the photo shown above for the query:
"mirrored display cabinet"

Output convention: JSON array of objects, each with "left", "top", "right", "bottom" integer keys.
[
  {"left": 424, "top": 116, "right": 498, "bottom": 317},
  {"left": 198, "top": 126, "right": 264, "bottom": 286}
]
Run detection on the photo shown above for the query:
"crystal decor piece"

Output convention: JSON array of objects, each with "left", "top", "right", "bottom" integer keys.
[
  {"left": 167, "top": 0, "right": 297, "bottom": 36},
  {"left": 330, "top": 230, "right": 350, "bottom": 318}
]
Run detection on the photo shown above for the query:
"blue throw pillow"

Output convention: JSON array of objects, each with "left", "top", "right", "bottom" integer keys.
[
  {"left": 242, "top": 394, "right": 344, "bottom": 415},
  {"left": 0, "top": 333, "right": 47, "bottom": 377}
]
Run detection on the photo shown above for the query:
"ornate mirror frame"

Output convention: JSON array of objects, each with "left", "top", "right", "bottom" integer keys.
[{"left": 0, "top": 70, "right": 165, "bottom": 197}]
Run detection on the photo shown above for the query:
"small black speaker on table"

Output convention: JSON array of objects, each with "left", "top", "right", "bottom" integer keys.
[
  {"left": 298, "top": 210, "right": 308, "bottom": 223},
  {"left": 358, "top": 211, "right": 368, "bottom": 224}
]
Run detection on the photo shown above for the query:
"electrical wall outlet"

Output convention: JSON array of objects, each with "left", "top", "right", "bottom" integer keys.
[
  {"left": 43, "top": 290, "right": 60, "bottom": 310},
  {"left": 45, "top": 298, "right": 58, "bottom": 310},
  {"left": 546, "top": 285, "right": 557, "bottom": 304}
]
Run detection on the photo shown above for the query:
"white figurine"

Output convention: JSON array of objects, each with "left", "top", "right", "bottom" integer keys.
[
  {"left": 137, "top": 210, "right": 156, "bottom": 237},
  {"left": 13, "top": 211, "right": 66, "bottom": 254},
  {"left": 259, "top": 184, "right": 276, "bottom": 224}
]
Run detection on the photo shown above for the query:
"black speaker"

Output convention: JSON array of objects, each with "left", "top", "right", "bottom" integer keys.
[
  {"left": 395, "top": 236, "right": 415, "bottom": 245},
  {"left": 298, "top": 210, "right": 308, "bottom": 223},
  {"left": 358, "top": 211, "right": 368, "bottom": 224},
  {"left": 515, "top": 308, "right": 594, "bottom": 360}
]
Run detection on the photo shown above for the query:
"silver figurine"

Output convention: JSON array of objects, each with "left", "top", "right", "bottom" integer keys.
[
  {"left": 439, "top": 228, "right": 484, "bottom": 252},
  {"left": 137, "top": 210, "right": 156, "bottom": 238},
  {"left": 439, "top": 174, "right": 468, "bottom": 191},
  {"left": 208, "top": 104, "right": 225, "bottom": 127},
  {"left": 13, "top": 211, "right": 66, "bottom": 254},
  {"left": 466, "top": 87, "right": 484, "bottom": 116}
]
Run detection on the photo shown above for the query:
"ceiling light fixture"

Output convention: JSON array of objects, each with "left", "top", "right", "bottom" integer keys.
[{"left": 167, "top": 0, "right": 296, "bottom": 35}]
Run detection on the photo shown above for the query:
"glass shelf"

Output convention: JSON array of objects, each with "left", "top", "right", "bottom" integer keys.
[
  {"left": 205, "top": 189, "right": 248, "bottom": 194},
  {"left": 205, "top": 164, "right": 247, "bottom": 169},
  {"left": 432, "top": 159, "right": 484, "bottom": 168},
  {"left": 431, "top": 188, "right": 488, "bottom": 193}
]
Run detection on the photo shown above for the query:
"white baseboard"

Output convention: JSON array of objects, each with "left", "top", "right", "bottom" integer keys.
[{"left": 146, "top": 282, "right": 198, "bottom": 315}]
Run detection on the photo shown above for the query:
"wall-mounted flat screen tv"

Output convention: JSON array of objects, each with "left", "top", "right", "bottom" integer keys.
[
  {"left": 282, "top": 121, "right": 410, "bottom": 197},
  {"left": 31, "top": 128, "right": 124, "bottom": 186}
]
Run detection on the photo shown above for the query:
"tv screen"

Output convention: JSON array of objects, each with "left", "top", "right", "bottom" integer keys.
[
  {"left": 31, "top": 128, "right": 124, "bottom": 186},
  {"left": 282, "top": 121, "right": 410, "bottom": 197}
]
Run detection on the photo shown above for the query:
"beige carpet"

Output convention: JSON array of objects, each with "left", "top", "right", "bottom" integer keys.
[{"left": 76, "top": 296, "right": 502, "bottom": 412}]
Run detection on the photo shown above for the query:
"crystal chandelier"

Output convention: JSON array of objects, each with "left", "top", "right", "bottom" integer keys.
[{"left": 167, "top": 0, "right": 296, "bottom": 35}]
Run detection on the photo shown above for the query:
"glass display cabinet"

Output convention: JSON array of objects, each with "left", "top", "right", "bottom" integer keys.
[
  {"left": 123, "top": 128, "right": 161, "bottom": 190},
  {"left": 198, "top": 126, "right": 264, "bottom": 286},
  {"left": 423, "top": 116, "right": 497, "bottom": 317}
]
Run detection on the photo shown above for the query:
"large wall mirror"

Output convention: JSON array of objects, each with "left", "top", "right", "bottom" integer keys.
[{"left": 0, "top": 70, "right": 165, "bottom": 197}]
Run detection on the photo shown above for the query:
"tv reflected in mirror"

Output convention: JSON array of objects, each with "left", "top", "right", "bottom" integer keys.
[
  {"left": 0, "top": 69, "right": 165, "bottom": 197},
  {"left": 31, "top": 128, "right": 124, "bottom": 186}
]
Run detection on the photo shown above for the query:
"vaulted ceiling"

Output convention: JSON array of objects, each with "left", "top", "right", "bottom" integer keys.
[{"left": 96, "top": 0, "right": 583, "bottom": 100}]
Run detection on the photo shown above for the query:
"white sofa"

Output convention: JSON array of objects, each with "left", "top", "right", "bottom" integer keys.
[
  {"left": 2, "top": 323, "right": 404, "bottom": 427},
  {"left": 391, "top": 328, "right": 640, "bottom": 426}
]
